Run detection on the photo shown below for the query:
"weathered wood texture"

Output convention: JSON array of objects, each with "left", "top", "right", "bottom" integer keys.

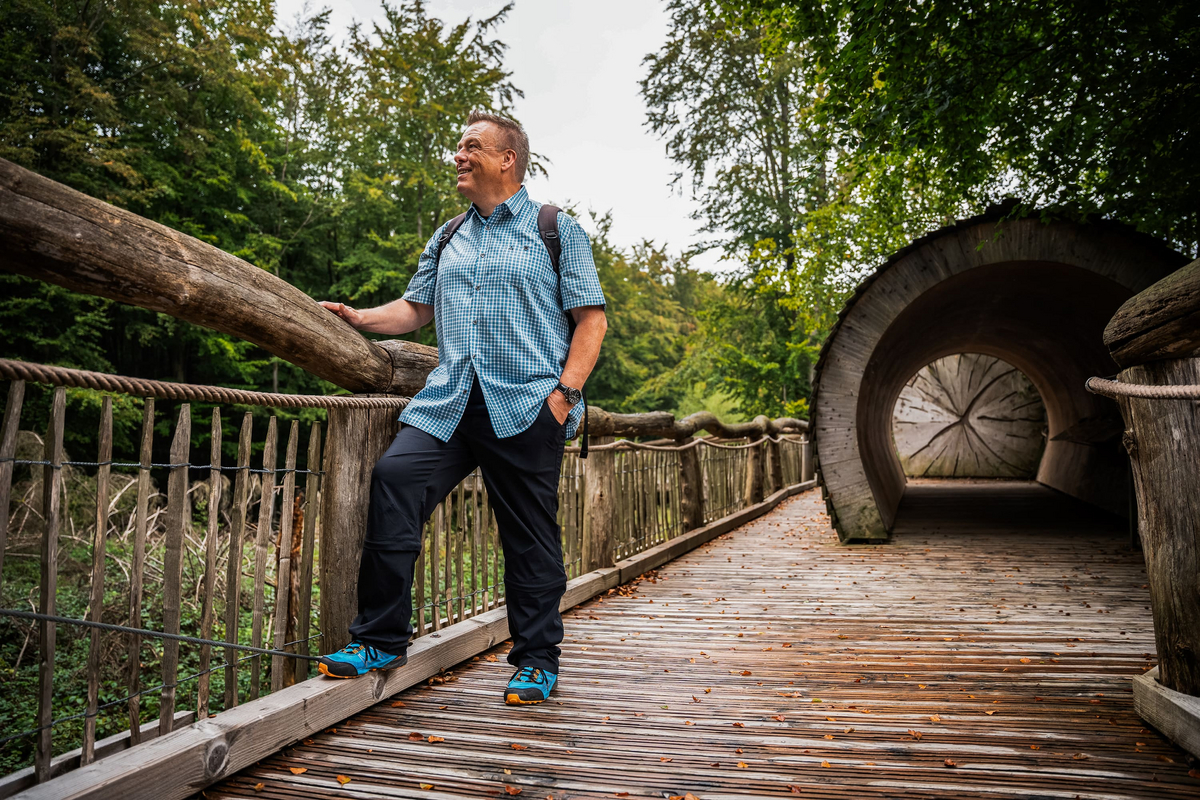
[
  {"left": 813, "top": 212, "right": 1185, "bottom": 542},
  {"left": 1134, "top": 667, "right": 1200, "bottom": 760},
  {"left": 0, "top": 157, "right": 435, "bottom": 393},
  {"left": 158, "top": 403, "right": 190, "bottom": 733},
  {"left": 582, "top": 437, "right": 616, "bottom": 572},
  {"left": 206, "top": 482, "right": 1195, "bottom": 800},
  {"left": 15, "top": 482, "right": 812, "bottom": 799},
  {"left": 588, "top": 407, "right": 806, "bottom": 440},
  {"left": 319, "top": 407, "right": 397, "bottom": 653},
  {"left": 1117, "top": 357, "right": 1200, "bottom": 696},
  {"left": 0, "top": 379, "right": 24, "bottom": 588},
  {"left": 35, "top": 387, "right": 65, "bottom": 782},
  {"left": 893, "top": 353, "right": 1045, "bottom": 478},
  {"left": 1105, "top": 257, "right": 1200, "bottom": 367}
]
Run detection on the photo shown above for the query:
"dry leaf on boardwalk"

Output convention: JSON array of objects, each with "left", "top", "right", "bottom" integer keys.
[
  {"left": 288, "top": 767, "right": 308, "bottom": 775},
  {"left": 737, "top": 761, "right": 748, "bottom": 768},
  {"left": 787, "top": 785, "right": 803, "bottom": 794},
  {"left": 420, "top": 783, "right": 434, "bottom": 790},
  {"left": 661, "top": 757, "right": 673, "bottom": 762},
  {"left": 511, "top": 743, "right": 529, "bottom": 750},
  {"left": 943, "top": 759, "right": 957, "bottom": 768},
  {"left": 771, "top": 715, "right": 785, "bottom": 722},
  {"left": 391, "top": 700, "right": 405, "bottom": 707},
  {"left": 929, "top": 714, "right": 941, "bottom": 723},
  {"left": 821, "top": 760, "right": 831, "bottom": 768},
  {"left": 427, "top": 736, "right": 445, "bottom": 743},
  {"left": 253, "top": 783, "right": 264, "bottom": 792},
  {"left": 408, "top": 732, "right": 424, "bottom": 741},
  {"left": 732, "top": 722, "right": 745, "bottom": 727},
  {"left": 336, "top": 775, "right": 352, "bottom": 785},
  {"left": 907, "top": 730, "right": 922, "bottom": 740},
  {"left": 505, "top": 787, "right": 524, "bottom": 796}
]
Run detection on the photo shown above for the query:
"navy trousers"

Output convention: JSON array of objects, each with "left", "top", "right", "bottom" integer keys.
[{"left": 348, "top": 377, "right": 568, "bottom": 673}]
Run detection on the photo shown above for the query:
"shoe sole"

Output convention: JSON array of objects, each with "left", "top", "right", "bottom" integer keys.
[
  {"left": 505, "top": 692, "right": 546, "bottom": 705},
  {"left": 318, "top": 654, "right": 407, "bottom": 679}
]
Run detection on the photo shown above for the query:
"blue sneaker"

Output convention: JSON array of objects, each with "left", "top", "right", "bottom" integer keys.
[
  {"left": 318, "top": 640, "right": 406, "bottom": 679},
  {"left": 505, "top": 666, "right": 557, "bottom": 705}
]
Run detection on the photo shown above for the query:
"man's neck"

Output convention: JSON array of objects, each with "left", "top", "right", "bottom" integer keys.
[{"left": 469, "top": 184, "right": 522, "bottom": 218}]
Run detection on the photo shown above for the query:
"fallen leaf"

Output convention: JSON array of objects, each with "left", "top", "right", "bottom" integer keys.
[
  {"left": 505, "top": 788, "right": 523, "bottom": 796},
  {"left": 772, "top": 715, "right": 786, "bottom": 722},
  {"left": 1073, "top": 753, "right": 1090, "bottom": 760},
  {"left": 918, "top": 684, "right": 926, "bottom": 689},
  {"left": 391, "top": 700, "right": 406, "bottom": 708},
  {"left": 823, "top": 734, "right": 834, "bottom": 740},
  {"left": 503, "top": 769, "right": 512, "bottom": 775},
  {"left": 843, "top": 727, "right": 855, "bottom": 734},
  {"left": 427, "top": 736, "right": 445, "bottom": 743},
  {"left": 984, "top": 710, "right": 996, "bottom": 716},
  {"left": 741, "top": 670, "right": 753, "bottom": 676},
  {"left": 420, "top": 784, "right": 434, "bottom": 791},
  {"left": 943, "top": 759, "right": 957, "bottom": 768},
  {"left": 1020, "top": 658, "right": 1031, "bottom": 664},
  {"left": 289, "top": 767, "right": 308, "bottom": 775},
  {"left": 732, "top": 722, "right": 745, "bottom": 727},
  {"left": 705, "top": 688, "right": 712, "bottom": 694},
  {"left": 660, "top": 757, "right": 673, "bottom": 762},
  {"left": 337, "top": 775, "right": 352, "bottom": 785},
  {"left": 737, "top": 761, "right": 748, "bottom": 768},
  {"left": 253, "top": 784, "right": 264, "bottom": 792},
  {"left": 615, "top": 794, "right": 629, "bottom": 798},
  {"left": 929, "top": 715, "right": 941, "bottom": 723},
  {"left": 486, "top": 655, "right": 498, "bottom": 662},
  {"left": 409, "top": 732, "right": 424, "bottom": 741},
  {"left": 511, "top": 743, "right": 529, "bottom": 750},
  {"left": 1189, "top": 768, "right": 1200, "bottom": 779},
  {"left": 787, "top": 785, "right": 803, "bottom": 793},
  {"left": 821, "top": 760, "right": 831, "bottom": 768},
  {"left": 1155, "top": 754, "right": 1174, "bottom": 763},
  {"left": 907, "top": 729, "right": 922, "bottom": 740},
  {"left": 1030, "top": 745, "right": 1041, "bottom": 750},
  {"left": 685, "top": 795, "right": 699, "bottom": 800}
]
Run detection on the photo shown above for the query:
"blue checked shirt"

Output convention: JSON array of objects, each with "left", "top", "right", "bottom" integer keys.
[{"left": 399, "top": 186, "right": 606, "bottom": 441}]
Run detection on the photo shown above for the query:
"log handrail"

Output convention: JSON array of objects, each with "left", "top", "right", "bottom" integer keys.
[
  {"left": 0, "top": 157, "right": 436, "bottom": 394},
  {"left": 1104, "top": 257, "right": 1200, "bottom": 368}
]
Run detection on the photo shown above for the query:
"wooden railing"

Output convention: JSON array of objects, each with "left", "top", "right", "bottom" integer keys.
[{"left": 0, "top": 369, "right": 810, "bottom": 793}]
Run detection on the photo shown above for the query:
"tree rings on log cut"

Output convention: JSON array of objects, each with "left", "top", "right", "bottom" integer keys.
[{"left": 892, "top": 354, "right": 1045, "bottom": 479}]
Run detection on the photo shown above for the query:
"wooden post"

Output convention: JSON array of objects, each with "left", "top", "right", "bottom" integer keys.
[
  {"left": 0, "top": 379, "right": 25, "bottom": 591},
  {"left": 319, "top": 406, "right": 396, "bottom": 653},
  {"left": 1118, "top": 357, "right": 1200, "bottom": 695},
  {"left": 159, "top": 403, "right": 190, "bottom": 734},
  {"left": 295, "top": 422, "right": 322, "bottom": 679},
  {"left": 767, "top": 437, "right": 784, "bottom": 494},
  {"left": 677, "top": 439, "right": 704, "bottom": 532},
  {"left": 224, "top": 412, "right": 253, "bottom": 709},
  {"left": 582, "top": 436, "right": 615, "bottom": 572},
  {"left": 743, "top": 438, "right": 765, "bottom": 506},
  {"left": 249, "top": 416, "right": 278, "bottom": 701},
  {"left": 197, "top": 408, "right": 221, "bottom": 718},
  {"left": 801, "top": 435, "right": 813, "bottom": 483},
  {"left": 82, "top": 397, "right": 112, "bottom": 764},
  {"left": 35, "top": 386, "right": 65, "bottom": 783},
  {"left": 127, "top": 398, "right": 153, "bottom": 744},
  {"left": 272, "top": 420, "right": 300, "bottom": 691}
]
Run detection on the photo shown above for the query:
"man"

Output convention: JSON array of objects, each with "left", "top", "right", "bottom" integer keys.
[{"left": 316, "top": 111, "right": 607, "bottom": 705}]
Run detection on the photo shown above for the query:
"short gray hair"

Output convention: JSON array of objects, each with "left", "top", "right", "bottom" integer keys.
[{"left": 466, "top": 110, "right": 530, "bottom": 183}]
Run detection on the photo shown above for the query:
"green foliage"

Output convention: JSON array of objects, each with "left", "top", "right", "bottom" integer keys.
[{"left": 720, "top": 0, "right": 1200, "bottom": 255}]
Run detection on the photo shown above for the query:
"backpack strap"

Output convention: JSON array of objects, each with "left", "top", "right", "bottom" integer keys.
[
  {"left": 537, "top": 204, "right": 590, "bottom": 458},
  {"left": 435, "top": 212, "right": 469, "bottom": 266},
  {"left": 537, "top": 204, "right": 562, "bottom": 274}
]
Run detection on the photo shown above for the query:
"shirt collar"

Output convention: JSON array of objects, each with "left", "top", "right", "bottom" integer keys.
[{"left": 469, "top": 185, "right": 529, "bottom": 223}]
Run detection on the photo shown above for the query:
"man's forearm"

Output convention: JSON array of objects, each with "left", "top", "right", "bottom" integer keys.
[
  {"left": 560, "top": 307, "right": 607, "bottom": 389},
  {"left": 357, "top": 299, "right": 434, "bottom": 335}
]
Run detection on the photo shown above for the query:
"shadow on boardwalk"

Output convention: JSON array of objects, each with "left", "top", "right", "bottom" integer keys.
[{"left": 207, "top": 483, "right": 1199, "bottom": 799}]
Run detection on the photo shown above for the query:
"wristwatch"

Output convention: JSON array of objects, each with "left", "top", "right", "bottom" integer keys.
[{"left": 555, "top": 382, "right": 582, "bottom": 405}]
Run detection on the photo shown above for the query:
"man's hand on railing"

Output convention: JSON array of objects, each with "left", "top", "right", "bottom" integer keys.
[{"left": 319, "top": 301, "right": 365, "bottom": 329}]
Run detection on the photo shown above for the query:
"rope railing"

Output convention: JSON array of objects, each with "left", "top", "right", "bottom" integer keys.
[
  {"left": 0, "top": 359, "right": 410, "bottom": 409},
  {"left": 1086, "top": 375, "right": 1200, "bottom": 399}
]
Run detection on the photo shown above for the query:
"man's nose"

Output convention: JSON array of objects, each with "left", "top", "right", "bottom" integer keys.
[{"left": 454, "top": 150, "right": 467, "bottom": 166}]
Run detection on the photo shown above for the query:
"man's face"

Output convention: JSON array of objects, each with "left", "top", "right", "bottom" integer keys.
[{"left": 455, "top": 122, "right": 512, "bottom": 201}]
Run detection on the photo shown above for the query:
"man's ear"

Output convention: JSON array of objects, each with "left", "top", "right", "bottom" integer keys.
[{"left": 501, "top": 149, "right": 517, "bottom": 174}]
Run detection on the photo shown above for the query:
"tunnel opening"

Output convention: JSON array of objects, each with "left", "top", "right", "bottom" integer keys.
[{"left": 811, "top": 212, "right": 1187, "bottom": 543}]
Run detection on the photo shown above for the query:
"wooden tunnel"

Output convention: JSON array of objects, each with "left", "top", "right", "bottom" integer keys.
[{"left": 812, "top": 207, "right": 1188, "bottom": 542}]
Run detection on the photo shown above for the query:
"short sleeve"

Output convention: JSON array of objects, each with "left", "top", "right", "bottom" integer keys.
[
  {"left": 556, "top": 213, "right": 606, "bottom": 311},
  {"left": 402, "top": 225, "right": 445, "bottom": 306}
]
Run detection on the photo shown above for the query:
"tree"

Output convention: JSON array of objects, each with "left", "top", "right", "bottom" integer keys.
[{"left": 722, "top": 0, "right": 1200, "bottom": 255}]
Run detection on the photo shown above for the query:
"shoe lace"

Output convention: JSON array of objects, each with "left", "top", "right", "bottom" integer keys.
[
  {"left": 345, "top": 641, "right": 381, "bottom": 661},
  {"left": 516, "top": 666, "right": 542, "bottom": 684}
]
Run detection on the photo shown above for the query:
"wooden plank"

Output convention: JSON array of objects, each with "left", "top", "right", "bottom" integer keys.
[
  {"left": 1105, "top": 257, "right": 1200, "bottom": 366},
  {"left": 743, "top": 439, "right": 765, "bottom": 506},
  {"left": 1133, "top": 667, "right": 1200, "bottom": 759},
  {"left": 224, "top": 412, "right": 253, "bottom": 709},
  {"left": 0, "top": 378, "right": 25, "bottom": 590},
  {"left": 271, "top": 420, "right": 299, "bottom": 692},
  {"left": 0, "top": 713, "right": 194, "bottom": 800},
  {"left": 197, "top": 408, "right": 222, "bottom": 719},
  {"left": 127, "top": 398, "right": 153, "bottom": 744},
  {"left": 35, "top": 386, "right": 65, "bottom": 782},
  {"left": 295, "top": 422, "right": 322, "bottom": 677},
  {"left": 81, "top": 397, "right": 112, "bottom": 764},
  {"left": 249, "top": 416, "right": 278, "bottom": 701},
  {"left": 158, "top": 403, "right": 191, "bottom": 734}
]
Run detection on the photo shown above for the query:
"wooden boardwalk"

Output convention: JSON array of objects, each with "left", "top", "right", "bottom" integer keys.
[{"left": 206, "top": 483, "right": 1200, "bottom": 799}]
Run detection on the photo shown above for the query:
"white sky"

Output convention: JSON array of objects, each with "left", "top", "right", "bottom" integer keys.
[{"left": 276, "top": 0, "right": 725, "bottom": 271}]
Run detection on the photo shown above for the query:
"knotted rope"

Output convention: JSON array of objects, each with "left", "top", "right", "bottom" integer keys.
[{"left": 0, "top": 359, "right": 410, "bottom": 409}]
